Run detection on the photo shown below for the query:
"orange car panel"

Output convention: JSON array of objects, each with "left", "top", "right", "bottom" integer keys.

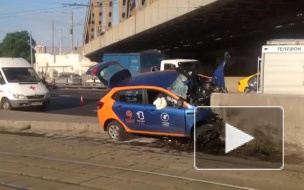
[{"left": 97, "top": 85, "right": 188, "bottom": 137}]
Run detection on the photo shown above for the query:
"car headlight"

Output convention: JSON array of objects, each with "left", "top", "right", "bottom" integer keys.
[{"left": 13, "top": 94, "right": 27, "bottom": 100}]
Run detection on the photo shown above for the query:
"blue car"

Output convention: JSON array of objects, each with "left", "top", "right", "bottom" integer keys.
[{"left": 92, "top": 54, "right": 229, "bottom": 142}]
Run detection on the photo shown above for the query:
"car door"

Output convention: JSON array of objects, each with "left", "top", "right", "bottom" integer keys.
[
  {"left": 86, "top": 61, "right": 131, "bottom": 89},
  {"left": 143, "top": 89, "right": 186, "bottom": 134},
  {"left": 112, "top": 89, "right": 147, "bottom": 131}
]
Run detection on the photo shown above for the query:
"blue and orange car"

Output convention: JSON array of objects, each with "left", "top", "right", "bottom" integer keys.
[{"left": 89, "top": 60, "right": 227, "bottom": 142}]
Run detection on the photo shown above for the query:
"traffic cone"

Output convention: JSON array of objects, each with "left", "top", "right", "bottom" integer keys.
[{"left": 80, "top": 95, "right": 84, "bottom": 106}]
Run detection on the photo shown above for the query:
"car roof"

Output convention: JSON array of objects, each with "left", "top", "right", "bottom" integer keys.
[
  {"left": 0, "top": 58, "right": 31, "bottom": 68},
  {"left": 116, "top": 70, "right": 180, "bottom": 89},
  {"left": 161, "top": 59, "right": 198, "bottom": 64}
]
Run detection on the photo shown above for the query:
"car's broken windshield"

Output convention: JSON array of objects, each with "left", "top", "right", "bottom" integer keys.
[{"left": 167, "top": 74, "right": 188, "bottom": 99}]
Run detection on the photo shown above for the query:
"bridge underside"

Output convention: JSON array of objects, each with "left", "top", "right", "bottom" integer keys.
[
  {"left": 86, "top": 0, "right": 304, "bottom": 76},
  {"left": 86, "top": 0, "right": 304, "bottom": 59}
]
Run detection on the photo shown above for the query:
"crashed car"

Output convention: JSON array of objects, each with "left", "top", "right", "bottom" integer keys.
[
  {"left": 90, "top": 55, "right": 229, "bottom": 143},
  {"left": 238, "top": 73, "right": 260, "bottom": 93}
]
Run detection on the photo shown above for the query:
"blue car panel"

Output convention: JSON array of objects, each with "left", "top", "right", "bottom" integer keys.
[
  {"left": 212, "top": 52, "right": 230, "bottom": 89},
  {"left": 144, "top": 105, "right": 185, "bottom": 134},
  {"left": 117, "top": 71, "right": 180, "bottom": 88},
  {"left": 184, "top": 106, "right": 216, "bottom": 137},
  {"left": 113, "top": 101, "right": 147, "bottom": 131}
]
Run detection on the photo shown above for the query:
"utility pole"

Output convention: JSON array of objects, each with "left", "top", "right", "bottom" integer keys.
[
  {"left": 70, "top": 11, "right": 74, "bottom": 53},
  {"left": 76, "top": 39, "right": 78, "bottom": 51},
  {"left": 59, "top": 28, "right": 62, "bottom": 55},
  {"left": 29, "top": 31, "right": 33, "bottom": 65},
  {"left": 52, "top": 20, "right": 54, "bottom": 55}
]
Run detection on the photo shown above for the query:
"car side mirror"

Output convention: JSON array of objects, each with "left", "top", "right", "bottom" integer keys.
[{"left": 177, "top": 98, "right": 183, "bottom": 108}]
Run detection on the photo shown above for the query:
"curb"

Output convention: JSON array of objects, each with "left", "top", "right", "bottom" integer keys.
[{"left": 0, "top": 120, "right": 105, "bottom": 134}]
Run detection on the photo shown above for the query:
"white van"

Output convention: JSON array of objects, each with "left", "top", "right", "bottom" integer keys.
[
  {"left": 0, "top": 58, "right": 50, "bottom": 110},
  {"left": 160, "top": 59, "right": 201, "bottom": 71}
]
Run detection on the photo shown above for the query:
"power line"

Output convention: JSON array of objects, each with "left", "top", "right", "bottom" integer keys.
[
  {"left": 48, "top": 16, "right": 85, "bottom": 34},
  {"left": 10, "top": 0, "right": 64, "bottom": 5},
  {"left": 62, "top": 1, "right": 120, "bottom": 7},
  {"left": 63, "top": 1, "right": 199, "bottom": 9},
  {"left": 74, "top": 18, "right": 85, "bottom": 26},
  {"left": 0, "top": 6, "right": 68, "bottom": 16},
  {"left": 70, "top": 11, "right": 87, "bottom": 15},
  {"left": 0, "top": 7, "right": 84, "bottom": 19},
  {"left": 62, "top": 3, "right": 101, "bottom": 7},
  {"left": 0, "top": 6, "right": 75, "bottom": 17},
  {"left": 60, "top": 11, "right": 85, "bottom": 27}
]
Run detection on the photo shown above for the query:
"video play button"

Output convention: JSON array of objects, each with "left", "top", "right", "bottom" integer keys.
[
  {"left": 195, "top": 107, "right": 283, "bottom": 170},
  {"left": 225, "top": 123, "right": 254, "bottom": 154}
]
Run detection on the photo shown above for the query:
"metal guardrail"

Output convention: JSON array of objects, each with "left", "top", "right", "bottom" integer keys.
[
  {"left": 55, "top": 83, "right": 106, "bottom": 89},
  {"left": 46, "top": 82, "right": 107, "bottom": 90}
]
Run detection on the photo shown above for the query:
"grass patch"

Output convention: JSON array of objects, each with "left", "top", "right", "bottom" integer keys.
[{"left": 254, "top": 141, "right": 277, "bottom": 153}]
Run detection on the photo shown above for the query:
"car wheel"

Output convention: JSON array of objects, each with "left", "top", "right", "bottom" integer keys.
[
  {"left": 195, "top": 124, "right": 219, "bottom": 145},
  {"left": 1, "top": 98, "right": 12, "bottom": 110},
  {"left": 106, "top": 120, "right": 125, "bottom": 140}
]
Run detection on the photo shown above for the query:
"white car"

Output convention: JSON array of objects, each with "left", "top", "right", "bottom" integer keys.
[
  {"left": 160, "top": 59, "right": 201, "bottom": 71},
  {"left": 0, "top": 58, "right": 50, "bottom": 110},
  {"left": 55, "top": 73, "right": 82, "bottom": 85},
  {"left": 85, "top": 78, "right": 100, "bottom": 83}
]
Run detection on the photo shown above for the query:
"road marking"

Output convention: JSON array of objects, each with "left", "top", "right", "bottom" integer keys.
[
  {"left": 0, "top": 151, "right": 258, "bottom": 190},
  {"left": 59, "top": 95, "right": 72, "bottom": 97}
]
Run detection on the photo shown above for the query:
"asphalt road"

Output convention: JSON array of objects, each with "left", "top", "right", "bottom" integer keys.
[{"left": 46, "top": 89, "right": 107, "bottom": 117}]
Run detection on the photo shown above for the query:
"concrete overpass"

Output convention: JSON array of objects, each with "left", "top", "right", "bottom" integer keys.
[{"left": 82, "top": 0, "right": 304, "bottom": 75}]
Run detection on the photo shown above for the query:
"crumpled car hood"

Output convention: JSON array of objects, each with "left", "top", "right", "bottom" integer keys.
[{"left": 170, "top": 52, "right": 229, "bottom": 105}]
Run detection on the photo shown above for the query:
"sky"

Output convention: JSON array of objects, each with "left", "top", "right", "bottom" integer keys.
[{"left": 0, "top": 0, "right": 119, "bottom": 50}]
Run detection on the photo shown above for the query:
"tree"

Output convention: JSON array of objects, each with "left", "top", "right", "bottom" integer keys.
[{"left": 0, "top": 31, "right": 36, "bottom": 63}]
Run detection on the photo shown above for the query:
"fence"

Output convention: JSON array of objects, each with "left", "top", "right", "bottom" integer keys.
[{"left": 46, "top": 79, "right": 106, "bottom": 90}]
